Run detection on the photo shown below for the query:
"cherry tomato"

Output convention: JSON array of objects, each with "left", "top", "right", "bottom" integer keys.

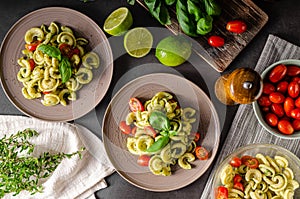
[
  {"left": 292, "top": 119, "right": 300, "bottom": 130},
  {"left": 144, "top": 126, "right": 157, "bottom": 137},
  {"left": 137, "top": 155, "right": 151, "bottom": 166},
  {"left": 295, "top": 97, "right": 300, "bottom": 108},
  {"left": 129, "top": 97, "right": 144, "bottom": 112},
  {"left": 59, "top": 43, "right": 74, "bottom": 58},
  {"left": 288, "top": 81, "right": 300, "bottom": 98},
  {"left": 287, "top": 65, "right": 300, "bottom": 76},
  {"left": 131, "top": 126, "right": 137, "bottom": 135},
  {"left": 226, "top": 20, "right": 247, "bottom": 34},
  {"left": 292, "top": 77, "right": 300, "bottom": 84},
  {"left": 265, "top": 113, "right": 278, "bottom": 127},
  {"left": 258, "top": 95, "right": 272, "bottom": 107},
  {"left": 119, "top": 121, "right": 131, "bottom": 135},
  {"left": 195, "top": 146, "right": 209, "bottom": 160},
  {"left": 215, "top": 186, "right": 228, "bottom": 199},
  {"left": 230, "top": 156, "right": 242, "bottom": 167},
  {"left": 284, "top": 97, "right": 295, "bottom": 117},
  {"left": 28, "top": 59, "right": 36, "bottom": 71},
  {"left": 268, "top": 64, "right": 287, "bottom": 83},
  {"left": 25, "top": 40, "right": 41, "bottom": 51},
  {"left": 269, "top": 92, "right": 285, "bottom": 103},
  {"left": 276, "top": 81, "right": 288, "bottom": 93},
  {"left": 278, "top": 120, "right": 294, "bottom": 135},
  {"left": 241, "top": 155, "right": 253, "bottom": 164},
  {"left": 233, "top": 182, "right": 244, "bottom": 192},
  {"left": 193, "top": 132, "right": 201, "bottom": 142},
  {"left": 43, "top": 91, "right": 51, "bottom": 95},
  {"left": 270, "top": 103, "right": 284, "bottom": 117},
  {"left": 263, "top": 82, "right": 275, "bottom": 94},
  {"left": 72, "top": 47, "right": 80, "bottom": 55},
  {"left": 261, "top": 106, "right": 270, "bottom": 112},
  {"left": 208, "top": 35, "right": 225, "bottom": 47},
  {"left": 290, "top": 108, "right": 300, "bottom": 120},
  {"left": 244, "top": 157, "right": 259, "bottom": 169},
  {"left": 233, "top": 174, "right": 242, "bottom": 184}
]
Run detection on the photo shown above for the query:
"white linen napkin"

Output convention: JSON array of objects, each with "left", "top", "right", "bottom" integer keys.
[{"left": 0, "top": 115, "right": 115, "bottom": 199}]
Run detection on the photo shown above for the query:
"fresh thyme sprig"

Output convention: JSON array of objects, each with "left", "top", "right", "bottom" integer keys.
[{"left": 0, "top": 128, "right": 85, "bottom": 197}]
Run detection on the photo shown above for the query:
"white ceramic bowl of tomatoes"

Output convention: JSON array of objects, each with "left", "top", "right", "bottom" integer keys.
[
  {"left": 211, "top": 144, "right": 300, "bottom": 198},
  {"left": 253, "top": 59, "right": 300, "bottom": 139}
]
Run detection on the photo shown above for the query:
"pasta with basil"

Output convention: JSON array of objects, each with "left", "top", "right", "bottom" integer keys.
[{"left": 17, "top": 22, "right": 100, "bottom": 106}]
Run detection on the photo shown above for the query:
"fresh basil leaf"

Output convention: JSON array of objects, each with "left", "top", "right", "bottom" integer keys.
[
  {"left": 146, "top": 135, "right": 169, "bottom": 152},
  {"left": 144, "top": 0, "right": 171, "bottom": 25},
  {"left": 176, "top": 0, "right": 198, "bottom": 37},
  {"left": 127, "top": 0, "right": 135, "bottom": 5},
  {"left": 204, "top": 0, "right": 221, "bottom": 16},
  {"left": 37, "top": 44, "right": 62, "bottom": 61},
  {"left": 196, "top": 15, "right": 213, "bottom": 35},
  {"left": 187, "top": 0, "right": 204, "bottom": 22},
  {"left": 165, "top": 0, "right": 176, "bottom": 6},
  {"left": 149, "top": 111, "right": 170, "bottom": 130},
  {"left": 59, "top": 57, "right": 72, "bottom": 83}
]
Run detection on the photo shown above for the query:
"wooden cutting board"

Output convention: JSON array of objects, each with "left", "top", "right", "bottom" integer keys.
[{"left": 137, "top": 0, "right": 268, "bottom": 72}]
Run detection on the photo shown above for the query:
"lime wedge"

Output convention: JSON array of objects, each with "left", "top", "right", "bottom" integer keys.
[
  {"left": 124, "top": 27, "right": 153, "bottom": 58},
  {"left": 155, "top": 35, "right": 192, "bottom": 67},
  {"left": 103, "top": 7, "right": 133, "bottom": 36}
]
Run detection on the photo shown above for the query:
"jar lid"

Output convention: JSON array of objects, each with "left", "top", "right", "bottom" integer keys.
[{"left": 227, "top": 68, "right": 263, "bottom": 104}]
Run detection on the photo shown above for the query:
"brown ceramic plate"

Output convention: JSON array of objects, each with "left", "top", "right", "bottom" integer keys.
[
  {"left": 0, "top": 7, "right": 113, "bottom": 121},
  {"left": 102, "top": 73, "right": 221, "bottom": 192}
]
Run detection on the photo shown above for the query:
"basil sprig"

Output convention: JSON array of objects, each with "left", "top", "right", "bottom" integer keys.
[
  {"left": 146, "top": 111, "right": 177, "bottom": 152},
  {"left": 37, "top": 44, "right": 72, "bottom": 83}
]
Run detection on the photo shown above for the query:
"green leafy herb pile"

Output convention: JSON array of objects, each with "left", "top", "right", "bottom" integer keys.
[
  {"left": 0, "top": 128, "right": 85, "bottom": 197},
  {"left": 128, "top": 0, "right": 222, "bottom": 36}
]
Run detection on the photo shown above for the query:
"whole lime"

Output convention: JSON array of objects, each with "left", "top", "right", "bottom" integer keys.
[{"left": 155, "top": 35, "right": 192, "bottom": 67}]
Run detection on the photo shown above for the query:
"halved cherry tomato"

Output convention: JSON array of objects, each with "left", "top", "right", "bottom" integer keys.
[
  {"left": 226, "top": 20, "right": 247, "bottom": 34},
  {"left": 270, "top": 103, "right": 284, "bottom": 117},
  {"left": 137, "top": 155, "right": 151, "bottom": 166},
  {"left": 28, "top": 59, "right": 36, "bottom": 71},
  {"left": 292, "top": 119, "right": 300, "bottom": 130},
  {"left": 59, "top": 43, "right": 74, "bottom": 58},
  {"left": 131, "top": 126, "right": 137, "bottom": 135},
  {"left": 195, "top": 146, "right": 209, "bottom": 160},
  {"left": 258, "top": 95, "right": 272, "bottom": 107},
  {"left": 287, "top": 65, "right": 300, "bottom": 76},
  {"left": 268, "top": 64, "right": 287, "bottom": 83},
  {"left": 193, "top": 132, "right": 201, "bottom": 142},
  {"left": 269, "top": 92, "right": 285, "bottom": 103},
  {"left": 288, "top": 81, "right": 300, "bottom": 98},
  {"left": 290, "top": 108, "right": 300, "bottom": 120},
  {"left": 43, "top": 91, "right": 51, "bottom": 95},
  {"left": 233, "top": 182, "right": 244, "bottom": 191},
  {"left": 119, "top": 121, "right": 131, "bottom": 135},
  {"left": 278, "top": 120, "right": 294, "bottom": 135},
  {"left": 263, "top": 82, "right": 275, "bottom": 94},
  {"left": 129, "top": 97, "right": 144, "bottom": 112},
  {"left": 241, "top": 155, "right": 253, "bottom": 164},
  {"left": 144, "top": 126, "right": 157, "bottom": 137},
  {"left": 233, "top": 174, "right": 242, "bottom": 184},
  {"left": 284, "top": 97, "right": 295, "bottom": 117},
  {"left": 244, "top": 157, "right": 259, "bottom": 169},
  {"left": 215, "top": 186, "right": 228, "bottom": 199},
  {"left": 208, "top": 35, "right": 225, "bottom": 47},
  {"left": 276, "top": 81, "right": 288, "bottom": 93},
  {"left": 265, "top": 113, "right": 278, "bottom": 127},
  {"left": 230, "top": 156, "right": 242, "bottom": 167},
  {"left": 25, "top": 40, "right": 41, "bottom": 51}
]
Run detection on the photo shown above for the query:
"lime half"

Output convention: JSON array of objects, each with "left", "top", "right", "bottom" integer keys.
[
  {"left": 124, "top": 27, "right": 153, "bottom": 58},
  {"left": 155, "top": 35, "right": 192, "bottom": 67},
  {"left": 103, "top": 7, "right": 133, "bottom": 36}
]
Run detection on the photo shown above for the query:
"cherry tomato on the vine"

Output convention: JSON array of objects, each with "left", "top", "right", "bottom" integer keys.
[
  {"left": 226, "top": 20, "right": 247, "bottom": 34},
  {"left": 208, "top": 35, "right": 225, "bottom": 47}
]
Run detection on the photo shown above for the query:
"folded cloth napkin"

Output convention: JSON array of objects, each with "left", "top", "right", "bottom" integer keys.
[
  {"left": 200, "top": 34, "right": 300, "bottom": 199},
  {"left": 0, "top": 115, "right": 115, "bottom": 199}
]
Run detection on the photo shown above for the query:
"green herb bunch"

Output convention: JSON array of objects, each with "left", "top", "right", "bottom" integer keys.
[{"left": 0, "top": 128, "right": 85, "bottom": 197}]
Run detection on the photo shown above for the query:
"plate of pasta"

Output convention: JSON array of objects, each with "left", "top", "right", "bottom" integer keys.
[
  {"left": 102, "top": 73, "right": 221, "bottom": 191},
  {"left": 212, "top": 144, "right": 300, "bottom": 198},
  {"left": 0, "top": 7, "right": 113, "bottom": 121}
]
